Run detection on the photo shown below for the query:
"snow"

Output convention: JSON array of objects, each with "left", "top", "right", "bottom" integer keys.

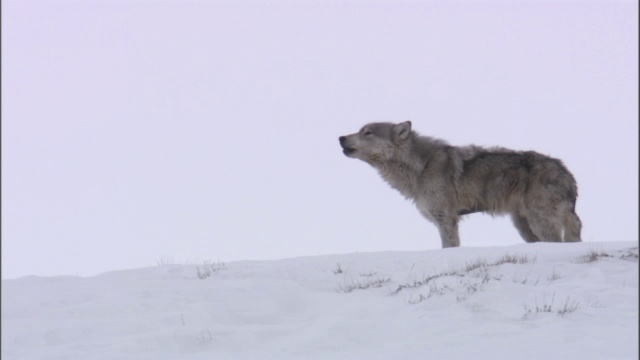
[{"left": 2, "top": 242, "right": 638, "bottom": 360}]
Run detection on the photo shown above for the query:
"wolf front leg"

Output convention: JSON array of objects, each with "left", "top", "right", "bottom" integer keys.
[
  {"left": 436, "top": 218, "right": 461, "bottom": 248},
  {"left": 422, "top": 209, "right": 461, "bottom": 248}
]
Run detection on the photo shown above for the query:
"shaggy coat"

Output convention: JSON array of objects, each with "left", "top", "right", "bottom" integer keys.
[{"left": 339, "top": 121, "right": 582, "bottom": 248}]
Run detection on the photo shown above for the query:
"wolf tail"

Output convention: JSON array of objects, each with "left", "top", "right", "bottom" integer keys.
[{"left": 563, "top": 210, "right": 582, "bottom": 242}]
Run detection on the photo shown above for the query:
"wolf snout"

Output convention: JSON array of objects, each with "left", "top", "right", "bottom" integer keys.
[
  {"left": 339, "top": 136, "right": 348, "bottom": 148},
  {"left": 339, "top": 136, "right": 355, "bottom": 156}
]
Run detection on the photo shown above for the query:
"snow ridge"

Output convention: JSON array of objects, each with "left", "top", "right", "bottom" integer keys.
[{"left": 2, "top": 242, "right": 638, "bottom": 360}]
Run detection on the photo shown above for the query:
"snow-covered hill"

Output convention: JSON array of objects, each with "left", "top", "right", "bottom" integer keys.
[{"left": 2, "top": 242, "right": 638, "bottom": 360}]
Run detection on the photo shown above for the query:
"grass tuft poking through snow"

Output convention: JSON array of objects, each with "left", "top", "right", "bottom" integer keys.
[
  {"left": 524, "top": 293, "right": 581, "bottom": 318},
  {"left": 574, "top": 248, "right": 612, "bottom": 263},
  {"left": 196, "top": 260, "right": 227, "bottom": 279},
  {"left": 156, "top": 255, "right": 177, "bottom": 266},
  {"left": 337, "top": 276, "right": 392, "bottom": 293},
  {"left": 332, "top": 263, "right": 344, "bottom": 274},
  {"left": 395, "top": 252, "right": 535, "bottom": 294}
]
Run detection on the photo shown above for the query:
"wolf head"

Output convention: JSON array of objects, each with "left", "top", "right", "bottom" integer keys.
[{"left": 339, "top": 121, "right": 413, "bottom": 164}]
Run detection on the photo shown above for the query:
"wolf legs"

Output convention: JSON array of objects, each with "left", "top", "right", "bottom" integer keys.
[
  {"left": 519, "top": 204, "right": 581, "bottom": 243},
  {"left": 524, "top": 211, "right": 563, "bottom": 242},
  {"left": 563, "top": 211, "right": 582, "bottom": 242},
  {"left": 511, "top": 214, "right": 541, "bottom": 243},
  {"left": 431, "top": 212, "right": 461, "bottom": 248}
]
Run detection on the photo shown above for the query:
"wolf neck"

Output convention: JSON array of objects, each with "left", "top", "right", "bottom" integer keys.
[
  {"left": 376, "top": 162, "right": 420, "bottom": 200},
  {"left": 370, "top": 135, "right": 439, "bottom": 201}
]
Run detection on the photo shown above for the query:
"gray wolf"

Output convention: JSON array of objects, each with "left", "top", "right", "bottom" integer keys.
[{"left": 339, "top": 121, "right": 582, "bottom": 248}]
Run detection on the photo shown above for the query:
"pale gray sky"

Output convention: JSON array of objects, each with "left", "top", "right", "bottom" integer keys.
[{"left": 2, "top": 0, "right": 638, "bottom": 279}]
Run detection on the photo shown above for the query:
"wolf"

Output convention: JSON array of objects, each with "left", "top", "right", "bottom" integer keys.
[{"left": 339, "top": 121, "right": 582, "bottom": 248}]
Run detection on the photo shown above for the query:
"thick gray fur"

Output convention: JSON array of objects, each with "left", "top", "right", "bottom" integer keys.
[{"left": 339, "top": 121, "right": 582, "bottom": 248}]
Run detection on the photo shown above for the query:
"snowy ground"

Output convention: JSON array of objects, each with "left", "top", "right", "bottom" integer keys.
[{"left": 2, "top": 241, "right": 638, "bottom": 360}]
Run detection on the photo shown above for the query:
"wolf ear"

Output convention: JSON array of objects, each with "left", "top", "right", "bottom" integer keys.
[{"left": 393, "top": 121, "right": 412, "bottom": 141}]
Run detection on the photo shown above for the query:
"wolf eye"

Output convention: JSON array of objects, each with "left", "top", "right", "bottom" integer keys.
[{"left": 363, "top": 130, "right": 373, "bottom": 136}]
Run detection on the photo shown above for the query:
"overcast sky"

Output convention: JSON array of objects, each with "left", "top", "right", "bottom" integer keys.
[{"left": 2, "top": 0, "right": 638, "bottom": 279}]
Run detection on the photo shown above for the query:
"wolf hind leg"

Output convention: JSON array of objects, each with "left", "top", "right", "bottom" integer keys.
[
  {"left": 563, "top": 210, "right": 582, "bottom": 242},
  {"left": 527, "top": 210, "right": 563, "bottom": 242},
  {"left": 511, "top": 213, "right": 541, "bottom": 243}
]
